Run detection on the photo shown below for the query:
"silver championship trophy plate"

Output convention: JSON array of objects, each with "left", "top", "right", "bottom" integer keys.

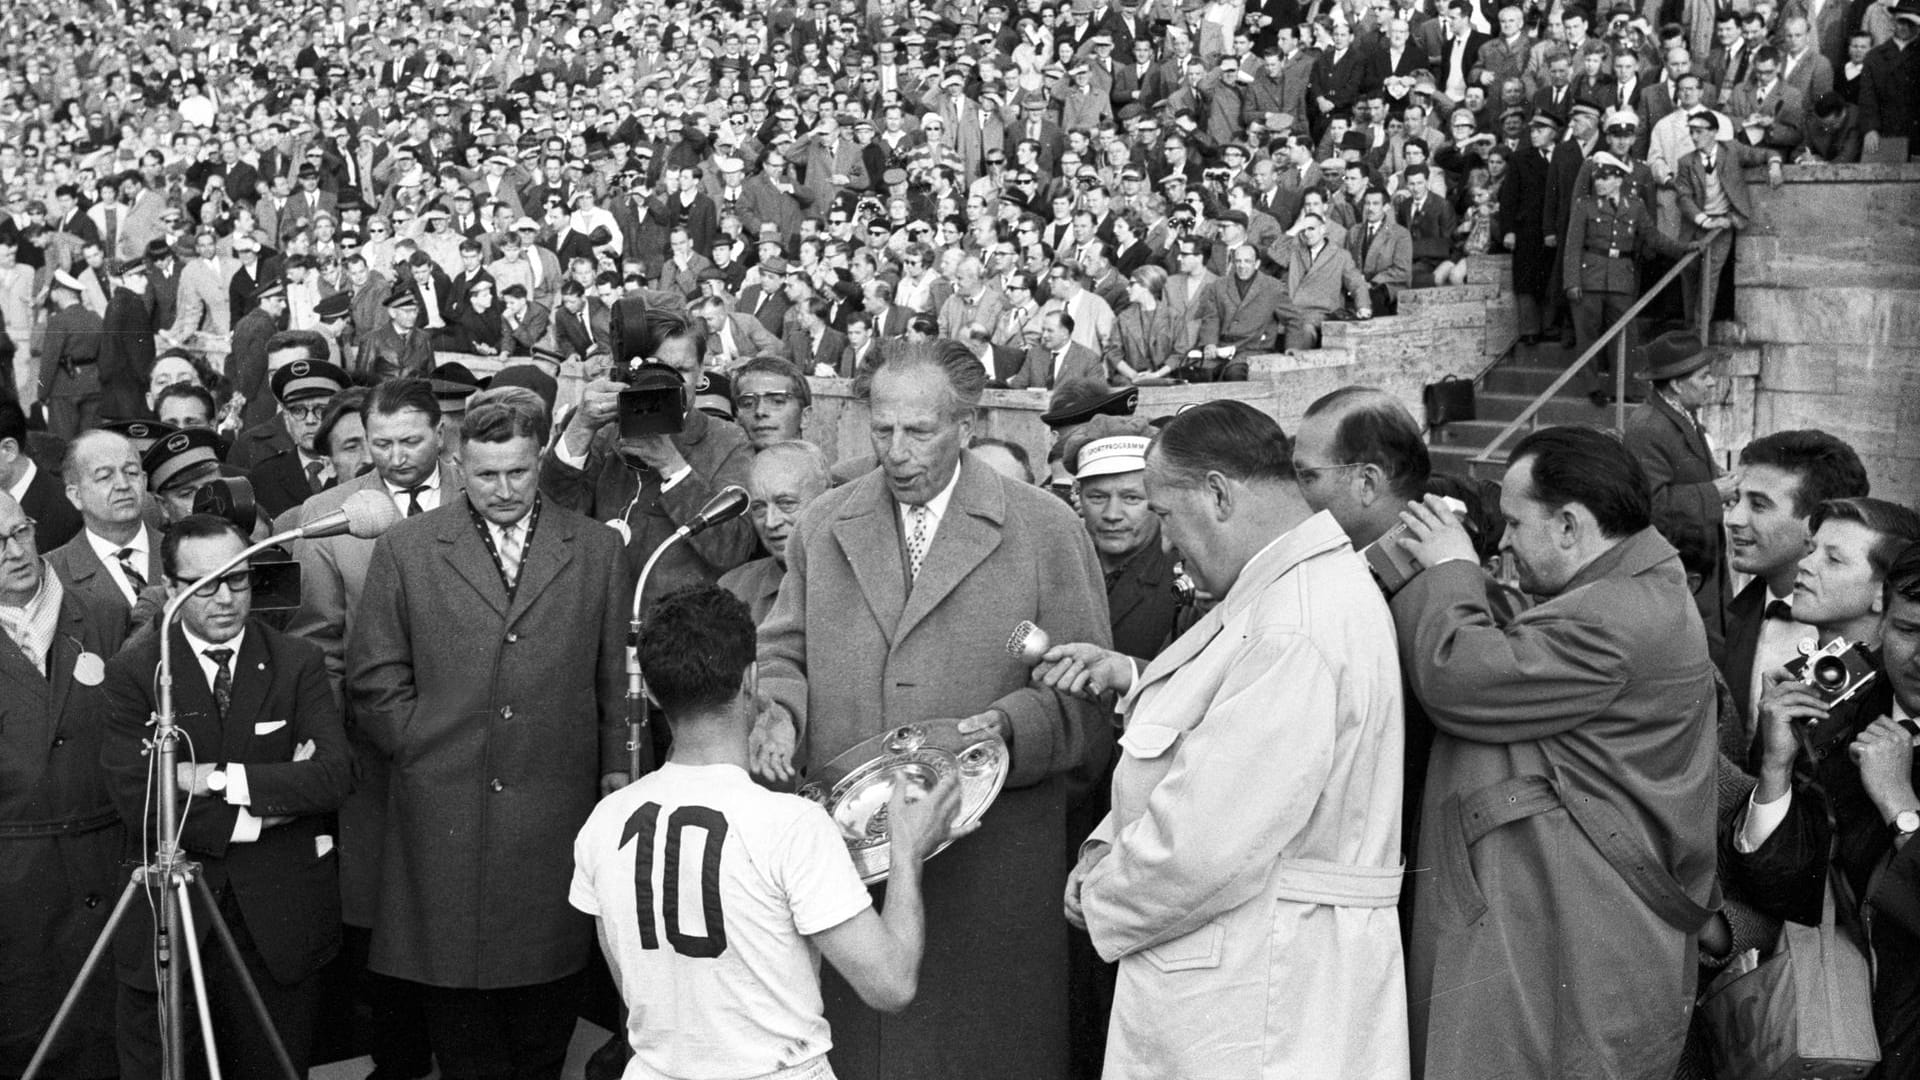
[{"left": 800, "top": 718, "right": 1009, "bottom": 883}]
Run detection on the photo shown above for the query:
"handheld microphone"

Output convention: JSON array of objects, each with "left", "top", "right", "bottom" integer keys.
[
  {"left": 1006, "top": 621, "right": 1051, "bottom": 666},
  {"left": 299, "top": 490, "right": 403, "bottom": 540},
  {"left": 684, "top": 485, "right": 751, "bottom": 537}
]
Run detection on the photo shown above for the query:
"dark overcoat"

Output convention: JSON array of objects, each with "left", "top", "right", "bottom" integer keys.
[
  {"left": 0, "top": 587, "right": 126, "bottom": 1078},
  {"left": 346, "top": 497, "right": 630, "bottom": 989},
  {"left": 1624, "top": 393, "right": 1728, "bottom": 657}
]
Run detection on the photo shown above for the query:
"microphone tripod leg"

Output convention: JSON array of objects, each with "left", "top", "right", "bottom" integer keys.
[
  {"left": 187, "top": 873, "right": 304, "bottom": 1080},
  {"left": 19, "top": 871, "right": 144, "bottom": 1080},
  {"left": 173, "top": 878, "right": 224, "bottom": 1080}
]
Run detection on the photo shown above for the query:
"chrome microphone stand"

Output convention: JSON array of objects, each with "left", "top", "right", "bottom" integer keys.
[{"left": 25, "top": 527, "right": 336, "bottom": 1080}]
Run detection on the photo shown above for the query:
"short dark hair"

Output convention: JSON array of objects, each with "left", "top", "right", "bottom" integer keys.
[
  {"left": 1738, "top": 430, "right": 1870, "bottom": 517},
  {"left": 1808, "top": 497, "right": 1920, "bottom": 581},
  {"left": 362, "top": 376, "right": 442, "bottom": 427},
  {"left": 1150, "top": 400, "right": 1294, "bottom": 486},
  {"left": 155, "top": 381, "right": 217, "bottom": 422},
  {"left": 733, "top": 356, "right": 812, "bottom": 406},
  {"left": 0, "top": 398, "right": 31, "bottom": 451},
  {"left": 264, "top": 328, "right": 328, "bottom": 360},
  {"left": 1303, "top": 386, "right": 1431, "bottom": 501},
  {"left": 161, "top": 513, "right": 248, "bottom": 581},
  {"left": 638, "top": 585, "right": 757, "bottom": 716},
  {"left": 316, "top": 386, "right": 371, "bottom": 456},
  {"left": 1509, "top": 426, "right": 1651, "bottom": 538}
]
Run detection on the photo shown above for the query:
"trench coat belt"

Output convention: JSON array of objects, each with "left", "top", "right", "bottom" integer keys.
[
  {"left": 1270, "top": 857, "right": 1403, "bottom": 908},
  {"left": 0, "top": 804, "right": 120, "bottom": 839},
  {"left": 1458, "top": 774, "right": 1715, "bottom": 934}
]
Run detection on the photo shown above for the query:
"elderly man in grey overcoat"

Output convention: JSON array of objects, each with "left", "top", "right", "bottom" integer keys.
[{"left": 752, "top": 339, "right": 1113, "bottom": 1080}]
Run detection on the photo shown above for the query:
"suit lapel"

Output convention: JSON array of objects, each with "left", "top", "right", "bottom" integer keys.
[
  {"left": 506, "top": 507, "right": 575, "bottom": 625},
  {"left": 220, "top": 628, "right": 272, "bottom": 761},
  {"left": 437, "top": 507, "right": 509, "bottom": 616},
  {"left": 44, "top": 600, "right": 87, "bottom": 727},
  {"left": 895, "top": 459, "right": 1005, "bottom": 644},
  {"left": 832, "top": 478, "right": 909, "bottom": 640}
]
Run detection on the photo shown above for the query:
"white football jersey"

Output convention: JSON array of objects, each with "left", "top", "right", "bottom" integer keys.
[{"left": 571, "top": 762, "right": 872, "bottom": 1080}]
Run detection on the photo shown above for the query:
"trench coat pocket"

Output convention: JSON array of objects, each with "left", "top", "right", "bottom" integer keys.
[
  {"left": 1435, "top": 793, "right": 1490, "bottom": 926},
  {"left": 1119, "top": 722, "right": 1182, "bottom": 759},
  {"left": 1142, "top": 921, "right": 1225, "bottom": 973}
]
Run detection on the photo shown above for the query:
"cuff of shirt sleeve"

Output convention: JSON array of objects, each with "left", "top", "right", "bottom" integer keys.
[
  {"left": 660, "top": 463, "right": 692, "bottom": 492},
  {"left": 1735, "top": 787, "right": 1793, "bottom": 853},
  {"left": 222, "top": 763, "right": 251, "bottom": 807},
  {"left": 230, "top": 808, "right": 262, "bottom": 844},
  {"left": 553, "top": 434, "right": 589, "bottom": 469}
]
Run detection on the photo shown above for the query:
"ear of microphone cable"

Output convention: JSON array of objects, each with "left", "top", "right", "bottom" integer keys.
[{"left": 1006, "top": 621, "right": 1051, "bottom": 665}]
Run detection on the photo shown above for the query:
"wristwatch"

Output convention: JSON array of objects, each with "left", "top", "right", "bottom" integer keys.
[
  {"left": 206, "top": 768, "right": 229, "bottom": 795},
  {"left": 1891, "top": 809, "right": 1920, "bottom": 842}
]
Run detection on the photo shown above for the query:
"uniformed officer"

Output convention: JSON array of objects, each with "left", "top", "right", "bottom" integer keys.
[
  {"left": 1572, "top": 109, "right": 1657, "bottom": 214},
  {"left": 37, "top": 272, "right": 107, "bottom": 439},
  {"left": 1563, "top": 151, "right": 1696, "bottom": 404},
  {"left": 354, "top": 289, "right": 433, "bottom": 384},
  {"left": 142, "top": 426, "right": 236, "bottom": 526}
]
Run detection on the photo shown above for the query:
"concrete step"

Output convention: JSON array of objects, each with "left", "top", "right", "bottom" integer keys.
[
  {"left": 1397, "top": 283, "right": 1504, "bottom": 308},
  {"left": 1474, "top": 389, "right": 1618, "bottom": 426}
]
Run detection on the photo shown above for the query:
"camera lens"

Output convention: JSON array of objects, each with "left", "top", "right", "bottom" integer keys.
[{"left": 1810, "top": 656, "right": 1849, "bottom": 692}]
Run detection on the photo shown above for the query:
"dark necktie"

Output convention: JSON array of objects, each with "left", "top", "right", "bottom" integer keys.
[
  {"left": 1365, "top": 224, "right": 1379, "bottom": 257},
  {"left": 115, "top": 547, "right": 147, "bottom": 592},
  {"left": 404, "top": 485, "right": 427, "bottom": 516},
  {"left": 306, "top": 460, "right": 326, "bottom": 492},
  {"left": 1765, "top": 600, "right": 1794, "bottom": 621},
  {"left": 206, "top": 647, "right": 234, "bottom": 717}
]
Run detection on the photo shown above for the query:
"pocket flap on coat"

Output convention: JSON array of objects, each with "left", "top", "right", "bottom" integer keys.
[
  {"left": 1119, "top": 723, "right": 1181, "bottom": 759},
  {"left": 1142, "top": 922, "right": 1224, "bottom": 973}
]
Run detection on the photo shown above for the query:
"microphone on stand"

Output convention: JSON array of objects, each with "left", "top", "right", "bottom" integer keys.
[
  {"left": 296, "top": 489, "right": 404, "bottom": 540},
  {"left": 1006, "top": 621, "right": 1052, "bottom": 666},
  {"left": 680, "top": 485, "right": 752, "bottom": 538},
  {"left": 623, "top": 485, "right": 753, "bottom": 780}
]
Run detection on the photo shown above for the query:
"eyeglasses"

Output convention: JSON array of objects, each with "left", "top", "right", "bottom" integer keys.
[
  {"left": 736, "top": 391, "right": 794, "bottom": 410},
  {"left": 173, "top": 568, "right": 253, "bottom": 597},
  {"left": 0, "top": 519, "right": 37, "bottom": 551},
  {"left": 286, "top": 402, "right": 329, "bottom": 421},
  {"left": 1292, "top": 460, "right": 1368, "bottom": 484}
]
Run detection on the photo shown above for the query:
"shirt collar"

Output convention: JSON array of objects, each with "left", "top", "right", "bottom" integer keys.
[
  {"left": 182, "top": 623, "right": 246, "bottom": 660},
  {"left": 385, "top": 468, "right": 441, "bottom": 497},
  {"left": 86, "top": 523, "right": 151, "bottom": 566},
  {"left": 4, "top": 457, "right": 36, "bottom": 503},
  {"left": 900, "top": 458, "right": 963, "bottom": 529}
]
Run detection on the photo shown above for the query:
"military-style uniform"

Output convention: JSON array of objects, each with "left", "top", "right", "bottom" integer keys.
[
  {"left": 37, "top": 300, "right": 106, "bottom": 439},
  {"left": 1562, "top": 193, "right": 1691, "bottom": 369},
  {"left": 353, "top": 322, "right": 434, "bottom": 383}
]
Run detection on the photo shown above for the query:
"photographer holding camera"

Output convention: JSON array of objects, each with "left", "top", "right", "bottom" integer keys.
[{"left": 1733, "top": 520, "right": 1920, "bottom": 1071}]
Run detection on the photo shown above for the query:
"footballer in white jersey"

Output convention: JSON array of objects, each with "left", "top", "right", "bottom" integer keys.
[{"left": 570, "top": 585, "right": 966, "bottom": 1080}]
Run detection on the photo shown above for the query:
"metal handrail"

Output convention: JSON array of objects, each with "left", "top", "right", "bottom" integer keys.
[{"left": 1469, "top": 233, "right": 1715, "bottom": 468}]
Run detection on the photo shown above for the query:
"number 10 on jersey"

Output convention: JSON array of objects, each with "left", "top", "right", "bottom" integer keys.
[{"left": 622, "top": 802, "right": 730, "bottom": 959}]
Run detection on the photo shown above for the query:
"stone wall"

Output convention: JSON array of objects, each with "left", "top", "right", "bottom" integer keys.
[
  {"left": 801, "top": 259, "right": 1519, "bottom": 470},
  {"left": 1716, "top": 163, "right": 1920, "bottom": 506}
]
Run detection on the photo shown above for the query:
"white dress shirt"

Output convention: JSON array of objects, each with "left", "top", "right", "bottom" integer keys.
[
  {"left": 4, "top": 457, "right": 35, "bottom": 504},
  {"left": 1752, "top": 591, "right": 1817, "bottom": 729},
  {"left": 385, "top": 468, "right": 444, "bottom": 515},
  {"left": 896, "top": 462, "right": 962, "bottom": 557},
  {"left": 85, "top": 524, "right": 154, "bottom": 605},
  {"left": 182, "top": 625, "right": 264, "bottom": 842}
]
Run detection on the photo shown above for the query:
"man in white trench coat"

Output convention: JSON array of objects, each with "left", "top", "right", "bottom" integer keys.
[{"left": 1062, "top": 401, "right": 1411, "bottom": 1080}]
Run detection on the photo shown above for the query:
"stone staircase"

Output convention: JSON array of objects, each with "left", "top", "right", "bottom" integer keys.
[{"left": 1427, "top": 339, "right": 1618, "bottom": 478}]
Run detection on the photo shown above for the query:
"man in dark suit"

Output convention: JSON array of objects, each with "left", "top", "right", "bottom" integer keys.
[
  {"left": 36, "top": 276, "right": 108, "bottom": 443},
  {"left": 734, "top": 266, "right": 792, "bottom": 336},
  {"left": 1009, "top": 310, "right": 1109, "bottom": 390},
  {"left": 1718, "top": 429, "right": 1869, "bottom": 745},
  {"left": 551, "top": 281, "right": 611, "bottom": 364},
  {"left": 1311, "top": 21, "right": 1388, "bottom": 132},
  {"left": 752, "top": 342, "right": 1111, "bottom": 1080},
  {"left": 1731, "top": 541, "right": 1920, "bottom": 1072},
  {"left": 782, "top": 296, "right": 850, "bottom": 376},
  {"left": 0, "top": 400, "right": 83, "bottom": 551},
  {"left": 1622, "top": 332, "right": 1738, "bottom": 654},
  {"left": 99, "top": 257, "right": 157, "bottom": 420},
  {"left": 349, "top": 394, "right": 631, "bottom": 1080},
  {"left": 45, "top": 430, "right": 162, "bottom": 635},
  {"left": 230, "top": 280, "right": 290, "bottom": 430},
  {"left": 100, "top": 513, "right": 352, "bottom": 1079},
  {"left": 228, "top": 348, "right": 350, "bottom": 522},
  {"left": 0, "top": 490, "right": 128, "bottom": 1080}
]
